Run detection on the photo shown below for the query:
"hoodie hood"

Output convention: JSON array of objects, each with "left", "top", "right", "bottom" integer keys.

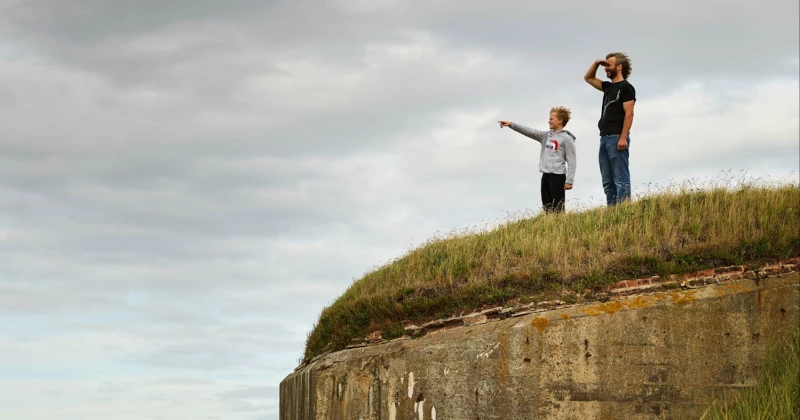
[{"left": 554, "top": 129, "right": 577, "bottom": 140}]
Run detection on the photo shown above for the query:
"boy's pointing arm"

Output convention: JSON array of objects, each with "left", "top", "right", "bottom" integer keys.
[{"left": 498, "top": 120, "right": 547, "bottom": 143}]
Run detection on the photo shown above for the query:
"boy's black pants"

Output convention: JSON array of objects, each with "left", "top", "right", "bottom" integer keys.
[{"left": 541, "top": 173, "right": 566, "bottom": 213}]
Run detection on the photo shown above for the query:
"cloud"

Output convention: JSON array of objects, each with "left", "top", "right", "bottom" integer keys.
[
  {"left": 0, "top": 376, "right": 278, "bottom": 420},
  {"left": 0, "top": 0, "right": 797, "bottom": 419}
]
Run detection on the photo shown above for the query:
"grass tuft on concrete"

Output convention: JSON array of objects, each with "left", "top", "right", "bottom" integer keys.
[
  {"left": 302, "top": 174, "right": 800, "bottom": 362},
  {"left": 700, "top": 329, "right": 800, "bottom": 420}
]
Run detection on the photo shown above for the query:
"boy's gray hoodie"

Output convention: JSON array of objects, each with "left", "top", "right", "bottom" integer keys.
[{"left": 509, "top": 122, "right": 577, "bottom": 185}]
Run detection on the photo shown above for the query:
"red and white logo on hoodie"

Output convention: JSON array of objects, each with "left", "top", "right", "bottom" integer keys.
[{"left": 547, "top": 138, "right": 559, "bottom": 151}]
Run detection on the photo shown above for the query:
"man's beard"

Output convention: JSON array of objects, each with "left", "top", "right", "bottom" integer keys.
[{"left": 607, "top": 68, "right": 618, "bottom": 79}]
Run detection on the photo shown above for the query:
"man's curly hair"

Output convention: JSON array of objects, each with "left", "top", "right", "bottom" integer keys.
[
  {"left": 550, "top": 106, "right": 572, "bottom": 127},
  {"left": 606, "top": 52, "right": 632, "bottom": 79}
]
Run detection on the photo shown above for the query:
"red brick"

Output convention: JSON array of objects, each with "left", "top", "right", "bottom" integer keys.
[
  {"left": 629, "top": 279, "right": 646, "bottom": 287},
  {"left": 766, "top": 266, "right": 790, "bottom": 275},
  {"left": 611, "top": 280, "right": 628, "bottom": 289},
  {"left": 716, "top": 265, "right": 744, "bottom": 274}
]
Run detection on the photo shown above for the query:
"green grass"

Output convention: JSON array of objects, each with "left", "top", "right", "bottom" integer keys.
[
  {"left": 700, "top": 330, "right": 800, "bottom": 420},
  {"left": 302, "top": 174, "right": 800, "bottom": 362}
]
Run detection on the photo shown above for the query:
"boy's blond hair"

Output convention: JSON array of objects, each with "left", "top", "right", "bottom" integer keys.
[{"left": 550, "top": 106, "right": 572, "bottom": 127}]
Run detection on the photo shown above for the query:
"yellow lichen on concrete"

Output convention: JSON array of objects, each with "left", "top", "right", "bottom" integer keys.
[
  {"left": 531, "top": 317, "right": 549, "bottom": 335},
  {"left": 583, "top": 300, "right": 625, "bottom": 316},
  {"left": 669, "top": 290, "right": 697, "bottom": 305},
  {"left": 625, "top": 296, "right": 658, "bottom": 309},
  {"left": 582, "top": 288, "right": 703, "bottom": 317},
  {"left": 714, "top": 282, "right": 750, "bottom": 296}
]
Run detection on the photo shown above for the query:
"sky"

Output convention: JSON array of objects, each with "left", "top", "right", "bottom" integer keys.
[{"left": 0, "top": 0, "right": 797, "bottom": 419}]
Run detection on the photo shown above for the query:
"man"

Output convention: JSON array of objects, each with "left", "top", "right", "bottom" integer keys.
[
  {"left": 584, "top": 52, "right": 636, "bottom": 206},
  {"left": 499, "top": 106, "right": 577, "bottom": 214}
]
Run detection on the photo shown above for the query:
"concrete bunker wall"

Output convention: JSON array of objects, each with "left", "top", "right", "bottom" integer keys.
[{"left": 281, "top": 272, "right": 799, "bottom": 420}]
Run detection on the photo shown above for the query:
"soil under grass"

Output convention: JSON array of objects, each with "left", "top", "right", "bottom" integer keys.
[{"left": 302, "top": 177, "right": 800, "bottom": 362}]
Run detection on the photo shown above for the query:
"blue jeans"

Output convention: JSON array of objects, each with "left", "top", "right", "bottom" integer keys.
[{"left": 599, "top": 134, "right": 631, "bottom": 206}]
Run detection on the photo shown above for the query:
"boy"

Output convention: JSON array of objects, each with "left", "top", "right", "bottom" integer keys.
[{"left": 499, "top": 106, "right": 577, "bottom": 213}]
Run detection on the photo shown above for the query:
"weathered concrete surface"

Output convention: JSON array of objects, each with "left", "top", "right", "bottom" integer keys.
[{"left": 281, "top": 273, "right": 799, "bottom": 420}]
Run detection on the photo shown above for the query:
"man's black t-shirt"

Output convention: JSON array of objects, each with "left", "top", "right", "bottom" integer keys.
[{"left": 598, "top": 80, "right": 636, "bottom": 136}]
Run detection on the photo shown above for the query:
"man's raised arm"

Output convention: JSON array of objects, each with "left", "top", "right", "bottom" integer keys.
[{"left": 584, "top": 59, "right": 605, "bottom": 91}]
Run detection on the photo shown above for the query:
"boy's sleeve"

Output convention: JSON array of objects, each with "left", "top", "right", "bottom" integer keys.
[
  {"left": 509, "top": 122, "right": 547, "bottom": 143},
  {"left": 564, "top": 136, "right": 577, "bottom": 185}
]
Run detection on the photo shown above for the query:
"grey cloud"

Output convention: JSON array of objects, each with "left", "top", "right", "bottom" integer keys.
[
  {"left": 132, "top": 342, "right": 265, "bottom": 371},
  {"left": 220, "top": 385, "right": 278, "bottom": 401},
  {"left": 5, "top": 0, "right": 795, "bottom": 86},
  {"left": 146, "top": 377, "right": 216, "bottom": 387},
  {"left": 0, "top": 1, "right": 796, "bottom": 419},
  {"left": 2, "top": 0, "right": 283, "bottom": 44}
]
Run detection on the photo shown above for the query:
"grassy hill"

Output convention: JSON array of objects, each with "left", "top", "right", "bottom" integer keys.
[{"left": 302, "top": 178, "right": 800, "bottom": 362}]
